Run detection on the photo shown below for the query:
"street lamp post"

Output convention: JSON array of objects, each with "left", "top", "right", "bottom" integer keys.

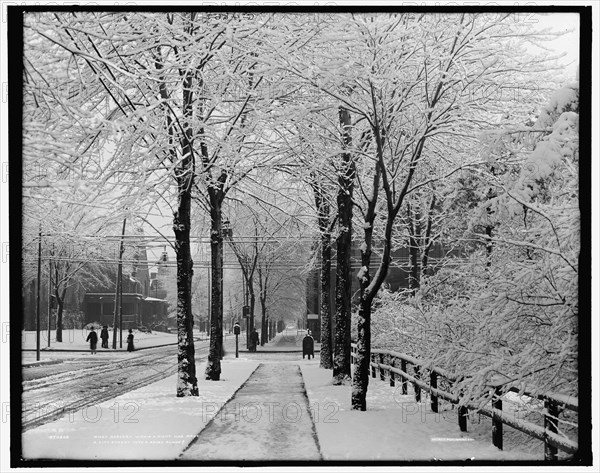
[
  {"left": 234, "top": 322, "right": 240, "bottom": 358},
  {"left": 220, "top": 221, "right": 232, "bottom": 360}
]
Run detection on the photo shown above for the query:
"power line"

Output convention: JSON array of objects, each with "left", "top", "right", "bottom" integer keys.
[
  {"left": 22, "top": 256, "right": 317, "bottom": 269},
  {"left": 32, "top": 233, "right": 316, "bottom": 242}
]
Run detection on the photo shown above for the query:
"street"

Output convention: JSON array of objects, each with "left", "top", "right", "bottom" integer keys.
[{"left": 22, "top": 343, "right": 210, "bottom": 431}]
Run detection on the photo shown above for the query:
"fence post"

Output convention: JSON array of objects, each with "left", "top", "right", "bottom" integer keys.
[
  {"left": 458, "top": 405, "right": 468, "bottom": 432},
  {"left": 389, "top": 356, "right": 395, "bottom": 387},
  {"left": 400, "top": 359, "right": 408, "bottom": 395},
  {"left": 413, "top": 366, "right": 421, "bottom": 402},
  {"left": 544, "top": 399, "right": 559, "bottom": 461},
  {"left": 371, "top": 353, "right": 376, "bottom": 379},
  {"left": 492, "top": 387, "right": 503, "bottom": 450},
  {"left": 379, "top": 353, "right": 385, "bottom": 381},
  {"left": 430, "top": 371, "right": 438, "bottom": 413}
]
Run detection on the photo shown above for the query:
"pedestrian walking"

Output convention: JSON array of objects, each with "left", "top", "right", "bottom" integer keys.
[
  {"left": 100, "top": 325, "right": 109, "bottom": 349},
  {"left": 250, "top": 328, "right": 259, "bottom": 352},
  {"left": 127, "top": 329, "right": 135, "bottom": 352},
  {"left": 302, "top": 332, "right": 314, "bottom": 360},
  {"left": 86, "top": 327, "right": 98, "bottom": 355}
]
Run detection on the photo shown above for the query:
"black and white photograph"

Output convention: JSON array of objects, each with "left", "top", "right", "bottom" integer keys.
[{"left": 1, "top": 1, "right": 595, "bottom": 470}]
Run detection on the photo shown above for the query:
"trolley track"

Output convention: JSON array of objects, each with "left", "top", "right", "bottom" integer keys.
[{"left": 22, "top": 344, "right": 210, "bottom": 431}]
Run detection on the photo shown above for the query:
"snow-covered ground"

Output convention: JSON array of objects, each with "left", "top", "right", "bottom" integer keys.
[
  {"left": 22, "top": 358, "right": 260, "bottom": 460},
  {"left": 22, "top": 346, "right": 544, "bottom": 462},
  {"left": 300, "top": 361, "right": 541, "bottom": 461}
]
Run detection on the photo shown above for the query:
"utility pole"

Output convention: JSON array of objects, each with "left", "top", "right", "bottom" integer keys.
[
  {"left": 47, "top": 256, "right": 51, "bottom": 348},
  {"left": 112, "top": 218, "right": 126, "bottom": 349},
  {"left": 119, "top": 266, "right": 124, "bottom": 349},
  {"left": 245, "top": 277, "right": 250, "bottom": 349},
  {"left": 111, "top": 259, "right": 119, "bottom": 349},
  {"left": 36, "top": 225, "right": 42, "bottom": 361}
]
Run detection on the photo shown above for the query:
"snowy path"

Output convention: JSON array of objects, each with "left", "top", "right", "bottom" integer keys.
[{"left": 180, "top": 363, "right": 321, "bottom": 461}]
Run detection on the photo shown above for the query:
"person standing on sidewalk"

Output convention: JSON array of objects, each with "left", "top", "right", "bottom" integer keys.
[
  {"left": 100, "top": 325, "right": 109, "bottom": 349},
  {"left": 302, "top": 332, "right": 314, "bottom": 359},
  {"left": 127, "top": 329, "right": 135, "bottom": 352},
  {"left": 250, "top": 328, "right": 259, "bottom": 352},
  {"left": 86, "top": 327, "right": 98, "bottom": 355}
]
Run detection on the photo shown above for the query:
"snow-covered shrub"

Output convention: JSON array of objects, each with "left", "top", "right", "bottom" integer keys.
[{"left": 368, "top": 80, "right": 579, "bottom": 408}]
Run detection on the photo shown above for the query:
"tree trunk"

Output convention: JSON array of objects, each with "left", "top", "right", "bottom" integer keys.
[
  {"left": 55, "top": 286, "right": 64, "bottom": 342},
  {"left": 257, "top": 265, "right": 268, "bottom": 346},
  {"left": 175, "top": 44, "right": 198, "bottom": 395},
  {"left": 351, "top": 303, "right": 371, "bottom": 410},
  {"left": 205, "top": 201, "right": 224, "bottom": 380},
  {"left": 421, "top": 194, "right": 436, "bottom": 277},
  {"left": 312, "top": 177, "right": 333, "bottom": 370},
  {"left": 27, "top": 280, "right": 36, "bottom": 330},
  {"left": 333, "top": 106, "right": 355, "bottom": 385},
  {"left": 407, "top": 203, "right": 420, "bottom": 292},
  {"left": 320, "top": 228, "right": 333, "bottom": 369},
  {"left": 485, "top": 169, "right": 496, "bottom": 269},
  {"left": 485, "top": 223, "right": 493, "bottom": 268},
  {"left": 249, "top": 290, "right": 256, "bottom": 335},
  {"left": 174, "top": 193, "right": 199, "bottom": 396},
  {"left": 351, "top": 197, "right": 376, "bottom": 410},
  {"left": 260, "top": 303, "right": 266, "bottom": 346}
]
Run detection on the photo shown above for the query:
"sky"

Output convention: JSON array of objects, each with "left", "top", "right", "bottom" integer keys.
[{"left": 534, "top": 13, "right": 580, "bottom": 80}]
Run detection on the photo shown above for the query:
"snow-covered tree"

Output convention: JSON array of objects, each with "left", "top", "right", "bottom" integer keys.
[
  {"left": 272, "top": 12, "right": 565, "bottom": 410},
  {"left": 391, "top": 77, "right": 580, "bottom": 411}
]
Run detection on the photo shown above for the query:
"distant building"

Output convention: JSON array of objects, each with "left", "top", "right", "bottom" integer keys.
[
  {"left": 83, "top": 239, "right": 168, "bottom": 328},
  {"left": 306, "top": 239, "right": 451, "bottom": 337}
]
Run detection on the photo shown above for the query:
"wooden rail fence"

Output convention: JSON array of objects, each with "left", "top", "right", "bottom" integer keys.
[{"left": 350, "top": 344, "right": 578, "bottom": 460}]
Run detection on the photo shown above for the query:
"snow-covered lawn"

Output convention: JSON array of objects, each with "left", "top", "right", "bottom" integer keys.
[
  {"left": 300, "top": 361, "right": 540, "bottom": 461},
  {"left": 21, "top": 329, "right": 207, "bottom": 351},
  {"left": 22, "top": 358, "right": 259, "bottom": 460}
]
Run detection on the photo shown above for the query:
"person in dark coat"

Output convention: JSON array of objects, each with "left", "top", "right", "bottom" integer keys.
[
  {"left": 303, "top": 332, "right": 314, "bottom": 359},
  {"left": 86, "top": 327, "right": 98, "bottom": 355},
  {"left": 250, "top": 328, "right": 259, "bottom": 352},
  {"left": 100, "top": 325, "right": 109, "bottom": 349},
  {"left": 127, "top": 329, "right": 135, "bottom": 352}
]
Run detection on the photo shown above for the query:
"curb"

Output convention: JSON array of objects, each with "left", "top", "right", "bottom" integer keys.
[{"left": 22, "top": 359, "right": 64, "bottom": 368}]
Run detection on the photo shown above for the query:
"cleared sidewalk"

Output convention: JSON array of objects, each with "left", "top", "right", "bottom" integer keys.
[{"left": 180, "top": 363, "right": 322, "bottom": 461}]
